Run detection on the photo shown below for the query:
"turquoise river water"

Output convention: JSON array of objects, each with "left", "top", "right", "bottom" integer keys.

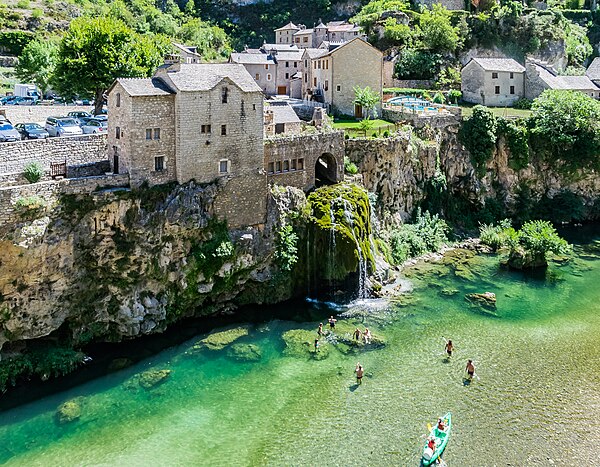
[{"left": 1, "top": 229, "right": 600, "bottom": 466}]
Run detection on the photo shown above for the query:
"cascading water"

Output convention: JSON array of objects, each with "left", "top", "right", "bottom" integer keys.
[
  {"left": 329, "top": 201, "right": 337, "bottom": 284},
  {"left": 340, "top": 197, "right": 367, "bottom": 299}
]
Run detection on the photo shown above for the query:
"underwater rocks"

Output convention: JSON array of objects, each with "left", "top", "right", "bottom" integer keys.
[
  {"left": 465, "top": 292, "right": 497, "bottom": 310},
  {"left": 195, "top": 326, "right": 251, "bottom": 351},
  {"left": 125, "top": 369, "right": 172, "bottom": 390},
  {"left": 282, "top": 329, "right": 329, "bottom": 359},
  {"left": 226, "top": 343, "right": 262, "bottom": 362},
  {"left": 55, "top": 398, "right": 83, "bottom": 424}
]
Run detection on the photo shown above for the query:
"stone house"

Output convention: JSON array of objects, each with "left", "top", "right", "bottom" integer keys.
[
  {"left": 525, "top": 60, "right": 600, "bottom": 100},
  {"left": 585, "top": 57, "right": 600, "bottom": 87},
  {"left": 107, "top": 62, "right": 267, "bottom": 227},
  {"left": 302, "top": 38, "right": 383, "bottom": 117},
  {"left": 171, "top": 42, "right": 202, "bottom": 64},
  {"left": 264, "top": 101, "right": 302, "bottom": 136},
  {"left": 275, "top": 20, "right": 365, "bottom": 49},
  {"left": 229, "top": 52, "right": 277, "bottom": 95},
  {"left": 461, "top": 58, "right": 525, "bottom": 106}
]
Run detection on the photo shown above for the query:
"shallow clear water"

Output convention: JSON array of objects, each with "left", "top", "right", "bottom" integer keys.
[{"left": 2, "top": 232, "right": 600, "bottom": 466}]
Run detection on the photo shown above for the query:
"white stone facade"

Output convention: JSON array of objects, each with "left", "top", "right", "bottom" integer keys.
[{"left": 461, "top": 58, "right": 525, "bottom": 106}]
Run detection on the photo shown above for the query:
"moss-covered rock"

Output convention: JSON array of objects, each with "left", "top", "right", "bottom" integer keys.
[
  {"left": 465, "top": 292, "right": 497, "bottom": 312},
  {"left": 226, "top": 343, "right": 262, "bottom": 362},
  {"left": 195, "top": 325, "right": 251, "bottom": 351},
  {"left": 328, "top": 321, "right": 386, "bottom": 353},
  {"left": 55, "top": 398, "right": 82, "bottom": 424},
  {"left": 125, "top": 369, "right": 172, "bottom": 390},
  {"left": 281, "top": 329, "right": 329, "bottom": 359}
]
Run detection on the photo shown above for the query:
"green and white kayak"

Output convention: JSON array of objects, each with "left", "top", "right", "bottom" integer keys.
[{"left": 421, "top": 412, "right": 452, "bottom": 466}]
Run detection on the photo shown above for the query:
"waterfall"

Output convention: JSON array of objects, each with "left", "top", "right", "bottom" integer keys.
[
  {"left": 329, "top": 201, "right": 337, "bottom": 285},
  {"left": 339, "top": 197, "right": 367, "bottom": 299}
]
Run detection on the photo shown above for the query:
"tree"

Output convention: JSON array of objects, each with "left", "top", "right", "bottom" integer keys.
[
  {"left": 53, "top": 17, "right": 168, "bottom": 115},
  {"left": 507, "top": 220, "right": 571, "bottom": 269},
  {"left": 460, "top": 105, "right": 497, "bottom": 176},
  {"left": 177, "top": 18, "right": 232, "bottom": 62},
  {"left": 16, "top": 36, "right": 59, "bottom": 96},
  {"left": 530, "top": 90, "right": 600, "bottom": 172},
  {"left": 353, "top": 85, "right": 380, "bottom": 119},
  {"left": 419, "top": 4, "right": 460, "bottom": 53}
]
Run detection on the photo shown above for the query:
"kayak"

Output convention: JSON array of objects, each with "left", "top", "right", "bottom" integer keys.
[{"left": 421, "top": 412, "right": 452, "bottom": 466}]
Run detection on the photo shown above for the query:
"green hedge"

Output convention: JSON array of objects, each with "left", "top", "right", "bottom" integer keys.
[{"left": 0, "top": 30, "right": 35, "bottom": 55}]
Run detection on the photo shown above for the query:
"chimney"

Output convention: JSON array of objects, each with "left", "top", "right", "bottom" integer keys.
[{"left": 164, "top": 53, "right": 182, "bottom": 72}]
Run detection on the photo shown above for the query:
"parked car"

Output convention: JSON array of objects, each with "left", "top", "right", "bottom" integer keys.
[
  {"left": 67, "top": 111, "right": 92, "bottom": 125},
  {"left": 15, "top": 123, "right": 50, "bottom": 140},
  {"left": 45, "top": 116, "right": 84, "bottom": 137},
  {"left": 0, "top": 95, "right": 17, "bottom": 105},
  {"left": 0, "top": 122, "right": 21, "bottom": 142},
  {"left": 14, "top": 96, "right": 37, "bottom": 106},
  {"left": 81, "top": 118, "right": 108, "bottom": 134}
]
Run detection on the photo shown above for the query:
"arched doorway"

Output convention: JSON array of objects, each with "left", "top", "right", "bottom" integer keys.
[{"left": 315, "top": 153, "right": 338, "bottom": 187}]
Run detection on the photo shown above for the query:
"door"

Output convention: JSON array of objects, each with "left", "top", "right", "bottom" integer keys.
[
  {"left": 277, "top": 86, "right": 287, "bottom": 95},
  {"left": 354, "top": 104, "right": 363, "bottom": 118},
  {"left": 113, "top": 153, "right": 119, "bottom": 174}
]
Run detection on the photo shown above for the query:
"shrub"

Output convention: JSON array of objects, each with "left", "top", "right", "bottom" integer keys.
[
  {"left": 344, "top": 156, "right": 359, "bottom": 175},
  {"left": 14, "top": 195, "right": 47, "bottom": 218},
  {"left": 460, "top": 105, "right": 497, "bottom": 176},
  {"left": 447, "top": 89, "right": 462, "bottom": 104},
  {"left": 16, "top": 0, "right": 29, "bottom": 8},
  {"left": 479, "top": 218, "right": 512, "bottom": 250},
  {"left": 31, "top": 8, "right": 43, "bottom": 18},
  {"left": 382, "top": 130, "right": 390, "bottom": 137},
  {"left": 497, "top": 119, "right": 530, "bottom": 170},
  {"left": 23, "top": 161, "right": 44, "bottom": 183},
  {"left": 513, "top": 98, "right": 532, "bottom": 110},
  {"left": 394, "top": 49, "right": 442, "bottom": 80},
  {"left": 275, "top": 223, "right": 298, "bottom": 272}
]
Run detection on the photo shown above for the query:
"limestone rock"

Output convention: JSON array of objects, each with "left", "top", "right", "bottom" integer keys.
[
  {"left": 56, "top": 398, "right": 82, "bottom": 424},
  {"left": 227, "top": 343, "right": 262, "bottom": 362},
  {"left": 281, "top": 329, "right": 329, "bottom": 359},
  {"left": 128, "top": 369, "right": 172, "bottom": 390},
  {"left": 465, "top": 292, "right": 497, "bottom": 310},
  {"left": 196, "top": 325, "right": 250, "bottom": 351}
]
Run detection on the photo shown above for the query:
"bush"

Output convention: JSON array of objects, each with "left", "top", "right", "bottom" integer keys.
[
  {"left": 14, "top": 195, "right": 47, "bottom": 218},
  {"left": 275, "top": 223, "right": 298, "bottom": 272},
  {"left": 447, "top": 89, "right": 462, "bottom": 104},
  {"left": 0, "top": 31, "right": 35, "bottom": 55},
  {"left": 513, "top": 98, "right": 532, "bottom": 110},
  {"left": 23, "top": 161, "right": 44, "bottom": 183},
  {"left": 479, "top": 218, "right": 512, "bottom": 250},
  {"left": 460, "top": 105, "right": 497, "bottom": 176},
  {"left": 394, "top": 49, "right": 442, "bottom": 80},
  {"left": 344, "top": 156, "right": 359, "bottom": 175},
  {"left": 16, "top": 0, "right": 30, "bottom": 8},
  {"left": 497, "top": 119, "right": 530, "bottom": 170}
]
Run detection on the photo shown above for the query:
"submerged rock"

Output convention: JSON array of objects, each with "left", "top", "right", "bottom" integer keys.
[
  {"left": 125, "top": 369, "right": 172, "bottom": 390},
  {"left": 227, "top": 343, "right": 262, "bottom": 362},
  {"left": 465, "top": 292, "right": 497, "bottom": 310},
  {"left": 440, "top": 288, "right": 459, "bottom": 296},
  {"left": 108, "top": 358, "right": 133, "bottom": 371},
  {"left": 56, "top": 398, "right": 82, "bottom": 424},
  {"left": 282, "top": 329, "right": 329, "bottom": 359},
  {"left": 195, "top": 325, "right": 251, "bottom": 351}
]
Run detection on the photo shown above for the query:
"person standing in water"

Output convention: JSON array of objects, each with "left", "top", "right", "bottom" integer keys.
[
  {"left": 465, "top": 359, "right": 475, "bottom": 379},
  {"left": 328, "top": 316, "right": 337, "bottom": 330},
  {"left": 355, "top": 363, "right": 364, "bottom": 384},
  {"left": 317, "top": 323, "right": 323, "bottom": 337},
  {"left": 353, "top": 328, "right": 361, "bottom": 340},
  {"left": 363, "top": 328, "right": 372, "bottom": 344},
  {"left": 444, "top": 339, "right": 454, "bottom": 357}
]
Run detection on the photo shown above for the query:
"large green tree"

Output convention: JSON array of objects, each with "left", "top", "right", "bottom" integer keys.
[
  {"left": 419, "top": 4, "right": 460, "bottom": 53},
  {"left": 53, "top": 17, "right": 169, "bottom": 115},
  {"left": 16, "top": 36, "right": 59, "bottom": 96},
  {"left": 353, "top": 85, "right": 381, "bottom": 119},
  {"left": 177, "top": 18, "right": 231, "bottom": 61}
]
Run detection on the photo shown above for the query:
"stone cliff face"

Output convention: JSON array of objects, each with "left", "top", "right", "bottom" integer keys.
[{"left": 345, "top": 124, "right": 600, "bottom": 227}]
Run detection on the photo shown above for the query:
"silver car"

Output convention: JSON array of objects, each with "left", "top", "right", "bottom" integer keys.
[
  {"left": 0, "top": 122, "right": 21, "bottom": 142},
  {"left": 81, "top": 118, "right": 108, "bottom": 134},
  {"left": 45, "top": 117, "right": 84, "bottom": 137}
]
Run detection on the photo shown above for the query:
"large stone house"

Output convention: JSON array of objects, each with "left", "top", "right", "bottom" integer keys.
[
  {"left": 302, "top": 38, "right": 383, "bottom": 117},
  {"left": 525, "top": 60, "right": 600, "bottom": 100},
  {"left": 107, "top": 62, "right": 267, "bottom": 226},
  {"left": 275, "top": 21, "right": 365, "bottom": 49},
  {"left": 229, "top": 51, "right": 277, "bottom": 95},
  {"left": 461, "top": 58, "right": 525, "bottom": 106}
]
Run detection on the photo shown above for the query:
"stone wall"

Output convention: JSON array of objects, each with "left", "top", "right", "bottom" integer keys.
[
  {"left": 265, "top": 131, "right": 345, "bottom": 191},
  {"left": 386, "top": 79, "right": 434, "bottom": 90},
  {"left": 0, "top": 134, "right": 108, "bottom": 175},
  {"left": 382, "top": 107, "right": 461, "bottom": 129},
  {"left": 0, "top": 105, "right": 91, "bottom": 126},
  {"left": 0, "top": 173, "right": 130, "bottom": 226}
]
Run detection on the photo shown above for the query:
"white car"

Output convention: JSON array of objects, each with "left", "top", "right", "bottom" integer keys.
[
  {"left": 45, "top": 117, "right": 84, "bottom": 137},
  {"left": 81, "top": 118, "right": 108, "bottom": 134}
]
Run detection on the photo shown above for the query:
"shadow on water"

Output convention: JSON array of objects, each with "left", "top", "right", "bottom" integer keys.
[{"left": 349, "top": 384, "right": 360, "bottom": 392}]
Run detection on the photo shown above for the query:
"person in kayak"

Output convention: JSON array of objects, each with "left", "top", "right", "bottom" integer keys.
[
  {"left": 353, "top": 328, "right": 361, "bottom": 340},
  {"left": 355, "top": 363, "right": 364, "bottom": 384},
  {"left": 328, "top": 316, "right": 337, "bottom": 329},
  {"left": 437, "top": 418, "right": 446, "bottom": 431},
  {"left": 444, "top": 339, "right": 454, "bottom": 357},
  {"left": 465, "top": 359, "right": 475, "bottom": 379}
]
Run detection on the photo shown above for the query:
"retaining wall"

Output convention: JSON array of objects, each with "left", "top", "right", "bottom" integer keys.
[{"left": 382, "top": 107, "right": 461, "bottom": 129}]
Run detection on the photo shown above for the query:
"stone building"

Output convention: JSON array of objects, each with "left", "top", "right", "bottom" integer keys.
[
  {"left": 302, "top": 38, "right": 383, "bottom": 117},
  {"left": 461, "top": 58, "right": 525, "bottom": 106},
  {"left": 525, "top": 60, "right": 600, "bottom": 100},
  {"left": 586, "top": 57, "right": 600, "bottom": 87},
  {"left": 229, "top": 52, "right": 277, "bottom": 95},
  {"left": 107, "top": 62, "right": 267, "bottom": 227},
  {"left": 172, "top": 42, "right": 202, "bottom": 64},
  {"left": 275, "top": 20, "right": 365, "bottom": 49},
  {"left": 264, "top": 101, "right": 302, "bottom": 136}
]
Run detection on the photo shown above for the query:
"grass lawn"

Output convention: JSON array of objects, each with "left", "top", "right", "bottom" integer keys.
[
  {"left": 460, "top": 105, "right": 532, "bottom": 119},
  {"left": 332, "top": 118, "right": 396, "bottom": 138}
]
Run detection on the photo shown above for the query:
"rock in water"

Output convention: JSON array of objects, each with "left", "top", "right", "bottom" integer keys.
[
  {"left": 465, "top": 292, "right": 497, "bottom": 310},
  {"left": 226, "top": 343, "right": 262, "bottom": 362},
  {"left": 195, "top": 326, "right": 251, "bottom": 351},
  {"left": 125, "top": 369, "right": 172, "bottom": 390},
  {"left": 56, "top": 398, "right": 82, "bottom": 424}
]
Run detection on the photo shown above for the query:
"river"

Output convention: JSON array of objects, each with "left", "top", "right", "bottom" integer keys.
[{"left": 1, "top": 227, "right": 599, "bottom": 466}]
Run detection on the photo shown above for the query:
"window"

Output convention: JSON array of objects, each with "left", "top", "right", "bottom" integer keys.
[
  {"left": 201, "top": 124, "right": 211, "bottom": 134},
  {"left": 291, "top": 159, "right": 297, "bottom": 170},
  {"left": 286, "top": 61, "right": 289, "bottom": 67},
  {"left": 116, "top": 126, "right": 120, "bottom": 139},
  {"left": 267, "top": 73, "right": 272, "bottom": 81},
  {"left": 324, "top": 80, "right": 329, "bottom": 91},
  {"left": 304, "top": 59, "right": 308, "bottom": 67},
  {"left": 314, "top": 77, "right": 317, "bottom": 86},
  {"left": 295, "top": 38, "right": 300, "bottom": 43},
  {"left": 510, "top": 72, "right": 514, "bottom": 79},
  {"left": 154, "top": 156, "right": 165, "bottom": 172},
  {"left": 285, "top": 73, "right": 289, "bottom": 79},
  {"left": 294, "top": 62, "right": 297, "bottom": 67},
  {"left": 268, "top": 162, "right": 275, "bottom": 174},
  {"left": 495, "top": 86, "right": 500, "bottom": 95},
  {"left": 222, "top": 87, "right": 228, "bottom": 103},
  {"left": 276, "top": 161, "right": 282, "bottom": 172},
  {"left": 145, "top": 129, "right": 152, "bottom": 140},
  {"left": 318, "top": 60, "right": 321, "bottom": 69},
  {"left": 492, "top": 72, "right": 498, "bottom": 79},
  {"left": 304, "top": 73, "right": 308, "bottom": 83},
  {"left": 221, "top": 124, "right": 227, "bottom": 136},
  {"left": 325, "top": 60, "right": 328, "bottom": 70},
  {"left": 275, "top": 123, "right": 285, "bottom": 134},
  {"left": 255, "top": 73, "right": 260, "bottom": 80},
  {"left": 510, "top": 86, "right": 515, "bottom": 95},
  {"left": 283, "top": 160, "right": 290, "bottom": 171},
  {"left": 354, "top": 31, "right": 358, "bottom": 36},
  {"left": 336, "top": 85, "right": 341, "bottom": 92},
  {"left": 303, "top": 36, "right": 308, "bottom": 43},
  {"left": 253, "top": 104, "right": 256, "bottom": 110},
  {"left": 297, "top": 158, "right": 304, "bottom": 170},
  {"left": 116, "top": 93, "right": 120, "bottom": 108},
  {"left": 153, "top": 128, "right": 160, "bottom": 140},
  {"left": 265, "top": 64, "right": 269, "bottom": 70},
  {"left": 219, "top": 159, "right": 229, "bottom": 174},
  {"left": 313, "top": 61, "right": 317, "bottom": 69}
]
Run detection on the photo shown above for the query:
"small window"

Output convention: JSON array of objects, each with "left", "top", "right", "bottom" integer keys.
[
  {"left": 291, "top": 159, "right": 297, "bottom": 170},
  {"left": 318, "top": 61, "right": 321, "bottom": 69},
  {"left": 253, "top": 104, "right": 256, "bottom": 110},
  {"left": 304, "top": 73, "right": 308, "bottom": 83},
  {"left": 294, "top": 62, "right": 297, "bottom": 67},
  {"left": 255, "top": 73, "right": 260, "bottom": 80},
  {"left": 145, "top": 129, "right": 152, "bottom": 140},
  {"left": 295, "top": 38, "right": 300, "bottom": 43},
  {"left": 492, "top": 72, "right": 498, "bottom": 79},
  {"left": 495, "top": 86, "right": 500, "bottom": 95},
  {"left": 275, "top": 123, "right": 285, "bottom": 134},
  {"left": 285, "top": 61, "right": 289, "bottom": 68},
  {"left": 268, "top": 162, "right": 275, "bottom": 174},
  {"left": 325, "top": 60, "right": 328, "bottom": 70},
  {"left": 324, "top": 80, "right": 328, "bottom": 91},
  {"left": 510, "top": 72, "right": 514, "bottom": 79},
  {"left": 222, "top": 87, "right": 228, "bottom": 103},
  {"left": 336, "top": 85, "right": 341, "bottom": 92},
  {"left": 283, "top": 160, "right": 290, "bottom": 171},
  {"left": 221, "top": 124, "right": 227, "bottom": 136},
  {"left": 201, "top": 124, "right": 211, "bottom": 134},
  {"left": 115, "top": 126, "right": 120, "bottom": 139},
  {"left": 219, "top": 159, "right": 229, "bottom": 174},
  {"left": 298, "top": 158, "right": 304, "bottom": 170},
  {"left": 510, "top": 86, "right": 515, "bottom": 95},
  {"left": 267, "top": 73, "right": 272, "bottom": 81},
  {"left": 154, "top": 156, "right": 165, "bottom": 172},
  {"left": 314, "top": 77, "right": 317, "bottom": 86},
  {"left": 313, "top": 61, "right": 317, "bottom": 69},
  {"left": 304, "top": 59, "right": 307, "bottom": 67},
  {"left": 285, "top": 73, "right": 289, "bottom": 79},
  {"left": 265, "top": 64, "right": 269, "bottom": 70},
  {"left": 276, "top": 161, "right": 282, "bottom": 172},
  {"left": 154, "top": 128, "right": 160, "bottom": 140},
  {"left": 116, "top": 93, "right": 121, "bottom": 108},
  {"left": 303, "top": 37, "right": 308, "bottom": 43}
]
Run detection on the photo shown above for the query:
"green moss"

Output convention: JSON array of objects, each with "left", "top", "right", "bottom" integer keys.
[
  {"left": 55, "top": 398, "right": 82, "bottom": 424},
  {"left": 226, "top": 343, "right": 262, "bottom": 362},
  {"left": 196, "top": 325, "right": 250, "bottom": 351},
  {"left": 125, "top": 369, "right": 172, "bottom": 390},
  {"left": 281, "top": 329, "right": 329, "bottom": 359}
]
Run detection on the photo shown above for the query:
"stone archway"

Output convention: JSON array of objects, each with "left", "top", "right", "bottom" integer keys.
[{"left": 315, "top": 152, "right": 338, "bottom": 187}]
